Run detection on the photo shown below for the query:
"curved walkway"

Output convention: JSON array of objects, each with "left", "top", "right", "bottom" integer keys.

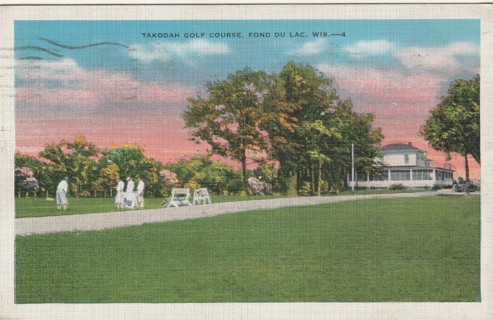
[{"left": 16, "top": 192, "right": 444, "bottom": 236}]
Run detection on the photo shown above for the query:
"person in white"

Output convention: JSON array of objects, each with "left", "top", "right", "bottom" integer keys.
[
  {"left": 126, "top": 177, "right": 134, "bottom": 192},
  {"left": 56, "top": 177, "right": 69, "bottom": 210},
  {"left": 115, "top": 178, "right": 124, "bottom": 209},
  {"left": 136, "top": 177, "right": 145, "bottom": 208},
  {"left": 124, "top": 177, "right": 136, "bottom": 208}
]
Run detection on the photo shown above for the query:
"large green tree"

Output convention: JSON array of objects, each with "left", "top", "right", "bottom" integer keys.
[
  {"left": 261, "top": 61, "right": 338, "bottom": 194},
  {"left": 420, "top": 75, "right": 480, "bottom": 182},
  {"left": 183, "top": 67, "right": 272, "bottom": 191},
  {"left": 38, "top": 135, "right": 99, "bottom": 197},
  {"left": 183, "top": 62, "right": 383, "bottom": 195},
  {"left": 101, "top": 146, "right": 164, "bottom": 197},
  {"left": 262, "top": 62, "right": 383, "bottom": 194}
]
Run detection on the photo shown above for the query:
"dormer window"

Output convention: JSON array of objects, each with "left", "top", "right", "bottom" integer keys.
[{"left": 404, "top": 154, "right": 409, "bottom": 164}]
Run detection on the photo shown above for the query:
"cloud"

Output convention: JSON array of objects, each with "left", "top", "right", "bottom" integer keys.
[
  {"left": 290, "top": 38, "right": 327, "bottom": 56},
  {"left": 318, "top": 64, "right": 444, "bottom": 109},
  {"left": 129, "top": 39, "right": 230, "bottom": 64},
  {"left": 16, "top": 58, "right": 196, "bottom": 110},
  {"left": 344, "top": 40, "right": 395, "bottom": 57},
  {"left": 395, "top": 41, "right": 479, "bottom": 72}
]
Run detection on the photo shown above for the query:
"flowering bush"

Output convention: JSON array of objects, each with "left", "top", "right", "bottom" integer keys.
[
  {"left": 15, "top": 167, "right": 40, "bottom": 192},
  {"left": 160, "top": 169, "right": 180, "bottom": 186}
]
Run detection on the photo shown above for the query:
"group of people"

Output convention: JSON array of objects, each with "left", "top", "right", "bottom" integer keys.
[
  {"left": 55, "top": 176, "right": 145, "bottom": 211},
  {"left": 115, "top": 177, "right": 145, "bottom": 209}
]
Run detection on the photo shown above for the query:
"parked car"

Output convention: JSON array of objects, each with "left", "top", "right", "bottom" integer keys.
[{"left": 453, "top": 183, "right": 479, "bottom": 193}]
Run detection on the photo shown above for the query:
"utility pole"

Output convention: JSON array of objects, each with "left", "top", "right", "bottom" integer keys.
[{"left": 351, "top": 143, "right": 355, "bottom": 192}]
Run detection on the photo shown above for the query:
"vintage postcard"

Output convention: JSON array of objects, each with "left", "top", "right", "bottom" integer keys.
[{"left": 1, "top": 3, "right": 492, "bottom": 320}]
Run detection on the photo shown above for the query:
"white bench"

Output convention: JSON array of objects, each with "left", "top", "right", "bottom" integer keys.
[
  {"left": 160, "top": 188, "right": 192, "bottom": 208},
  {"left": 192, "top": 188, "right": 212, "bottom": 205}
]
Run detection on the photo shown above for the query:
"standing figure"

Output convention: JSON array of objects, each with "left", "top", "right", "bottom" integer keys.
[
  {"left": 56, "top": 177, "right": 69, "bottom": 210},
  {"left": 124, "top": 177, "right": 136, "bottom": 208},
  {"left": 115, "top": 178, "right": 124, "bottom": 209},
  {"left": 126, "top": 177, "right": 134, "bottom": 192},
  {"left": 136, "top": 177, "right": 145, "bottom": 208}
]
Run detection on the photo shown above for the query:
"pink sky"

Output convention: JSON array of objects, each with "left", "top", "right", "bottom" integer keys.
[{"left": 16, "top": 59, "right": 480, "bottom": 180}]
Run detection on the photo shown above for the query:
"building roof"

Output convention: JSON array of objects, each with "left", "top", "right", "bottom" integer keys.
[{"left": 381, "top": 143, "right": 424, "bottom": 152}]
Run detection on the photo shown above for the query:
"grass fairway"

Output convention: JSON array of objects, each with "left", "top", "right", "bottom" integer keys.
[
  {"left": 15, "top": 195, "right": 289, "bottom": 218},
  {"left": 15, "top": 196, "right": 480, "bottom": 303},
  {"left": 16, "top": 189, "right": 423, "bottom": 218}
]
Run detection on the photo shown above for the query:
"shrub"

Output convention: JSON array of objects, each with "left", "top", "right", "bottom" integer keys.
[
  {"left": 432, "top": 184, "right": 442, "bottom": 190},
  {"left": 298, "top": 181, "right": 312, "bottom": 196},
  {"left": 389, "top": 183, "right": 405, "bottom": 190}
]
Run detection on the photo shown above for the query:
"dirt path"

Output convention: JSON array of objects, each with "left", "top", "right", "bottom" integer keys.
[{"left": 16, "top": 192, "right": 443, "bottom": 236}]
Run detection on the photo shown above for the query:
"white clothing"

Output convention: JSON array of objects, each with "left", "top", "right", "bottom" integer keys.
[
  {"left": 137, "top": 180, "right": 145, "bottom": 194},
  {"left": 56, "top": 180, "right": 68, "bottom": 207},
  {"left": 126, "top": 180, "right": 135, "bottom": 192},
  {"left": 123, "top": 191, "right": 137, "bottom": 208},
  {"left": 115, "top": 180, "right": 124, "bottom": 205},
  {"left": 136, "top": 180, "right": 145, "bottom": 207},
  {"left": 57, "top": 180, "right": 68, "bottom": 193}
]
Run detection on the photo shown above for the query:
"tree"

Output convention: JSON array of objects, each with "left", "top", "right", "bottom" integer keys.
[
  {"left": 166, "top": 155, "right": 242, "bottom": 195},
  {"left": 38, "top": 135, "right": 99, "bottom": 197},
  {"left": 262, "top": 61, "right": 338, "bottom": 194},
  {"left": 420, "top": 75, "right": 480, "bottom": 183},
  {"left": 326, "top": 100, "right": 384, "bottom": 190},
  {"left": 101, "top": 146, "right": 165, "bottom": 197},
  {"left": 183, "top": 62, "right": 383, "bottom": 196},
  {"left": 91, "top": 163, "right": 120, "bottom": 197},
  {"left": 183, "top": 68, "right": 272, "bottom": 191}
]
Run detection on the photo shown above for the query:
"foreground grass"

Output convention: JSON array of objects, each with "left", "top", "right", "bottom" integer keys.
[
  {"left": 15, "top": 196, "right": 480, "bottom": 303},
  {"left": 16, "top": 189, "right": 425, "bottom": 218}
]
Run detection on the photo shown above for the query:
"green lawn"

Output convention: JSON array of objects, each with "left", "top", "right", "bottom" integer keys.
[
  {"left": 15, "top": 196, "right": 480, "bottom": 303},
  {"left": 15, "top": 189, "right": 426, "bottom": 218},
  {"left": 14, "top": 194, "right": 285, "bottom": 218}
]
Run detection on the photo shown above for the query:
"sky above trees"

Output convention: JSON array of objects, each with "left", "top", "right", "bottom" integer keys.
[{"left": 15, "top": 19, "right": 480, "bottom": 178}]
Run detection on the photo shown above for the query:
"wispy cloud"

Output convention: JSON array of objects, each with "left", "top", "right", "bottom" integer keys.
[
  {"left": 395, "top": 41, "right": 479, "bottom": 72},
  {"left": 344, "top": 40, "right": 395, "bottom": 57},
  {"left": 16, "top": 58, "right": 196, "bottom": 109},
  {"left": 290, "top": 38, "right": 328, "bottom": 56},
  {"left": 129, "top": 39, "right": 230, "bottom": 64},
  {"left": 318, "top": 64, "right": 443, "bottom": 106}
]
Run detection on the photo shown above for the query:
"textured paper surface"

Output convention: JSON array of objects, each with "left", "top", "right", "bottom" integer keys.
[{"left": 1, "top": 3, "right": 492, "bottom": 319}]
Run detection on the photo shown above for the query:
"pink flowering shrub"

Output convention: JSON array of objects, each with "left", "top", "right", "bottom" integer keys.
[{"left": 15, "top": 167, "right": 40, "bottom": 192}]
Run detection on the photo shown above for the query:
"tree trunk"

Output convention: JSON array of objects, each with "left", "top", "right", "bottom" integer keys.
[
  {"left": 465, "top": 154, "right": 470, "bottom": 196},
  {"left": 287, "top": 174, "right": 298, "bottom": 197},
  {"left": 241, "top": 150, "right": 248, "bottom": 195},
  {"left": 310, "top": 161, "right": 316, "bottom": 195},
  {"left": 317, "top": 160, "right": 322, "bottom": 196}
]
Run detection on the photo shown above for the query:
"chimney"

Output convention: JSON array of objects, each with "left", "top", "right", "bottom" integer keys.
[{"left": 408, "top": 142, "right": 412, "bottom": 146}]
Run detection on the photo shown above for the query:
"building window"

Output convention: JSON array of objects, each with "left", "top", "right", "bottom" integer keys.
[
  {"left": 404, "top": 154, "right": 409, "bottom": 164},
  {"left": 435, "top": 170, "right": 452, "bottom": 181},
  {"left": 390, "top": 170, "right": 410, "bottom": 181},
  {"left": 370, "top": 173, "right": 387, "bottom": 181},
  {"left": 412, "top": 170, "right": 433, "bottom": 180},
  {"left": 356, "top": 173, "right": 368, "bottom": 182}
]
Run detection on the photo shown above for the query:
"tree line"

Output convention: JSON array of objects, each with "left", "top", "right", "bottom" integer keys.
[
  {"left": 15, "top": 62, "right": 479, "bottom": 198},
  {"left": 15, "top": 61, "right": 385, "bottom": 197},
  {"left": 183, "top": 61, "right": 383, "bottom": 195},
  {"left": 15, "top": 137, "right": 166, "bottom": 197},
  {"left": 15, "top": 137, "right": 247, "bottom": 198}
]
